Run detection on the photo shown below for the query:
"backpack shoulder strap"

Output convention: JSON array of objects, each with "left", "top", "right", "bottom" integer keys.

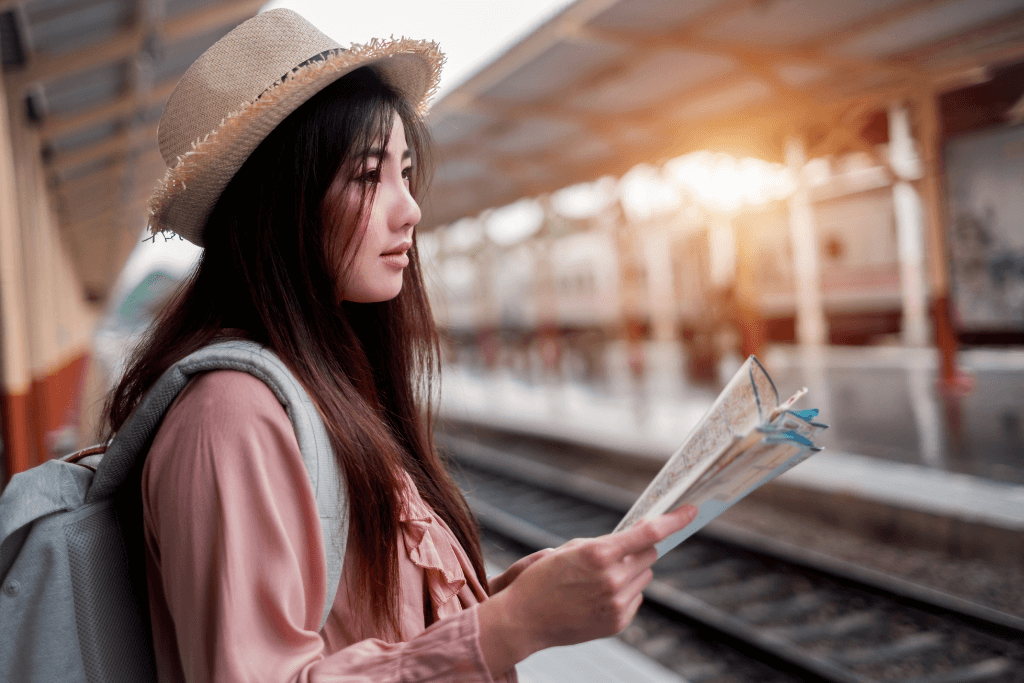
[{"left": 89, "top": 340, "right": 347, "bottom": 629}]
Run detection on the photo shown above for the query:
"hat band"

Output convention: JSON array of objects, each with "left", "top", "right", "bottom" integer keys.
[{"left": 255, "top": 48, "right": 350, "bottom": 103}]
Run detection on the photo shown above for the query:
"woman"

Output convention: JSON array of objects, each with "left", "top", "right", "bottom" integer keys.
[{"left": 107, "top": 9, "right": 697, "bottom": 682}]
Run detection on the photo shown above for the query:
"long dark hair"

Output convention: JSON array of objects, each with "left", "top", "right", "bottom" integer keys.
[{"left": 106, "top": 67, "right": 486, "bottom": 635}]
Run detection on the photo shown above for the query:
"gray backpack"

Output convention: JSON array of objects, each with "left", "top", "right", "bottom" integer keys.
[{"left": 0, "top": 340, "right": 348, "bottom": 683}]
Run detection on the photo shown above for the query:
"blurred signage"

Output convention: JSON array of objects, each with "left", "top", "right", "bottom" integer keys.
[{"left": 945, "top": 125, "right": 1024, "bottom": 331}]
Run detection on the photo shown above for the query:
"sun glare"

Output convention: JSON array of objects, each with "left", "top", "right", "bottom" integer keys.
[
  {"left": 665, "top": 152, "right": 796, "bottom": 214},
  {"left": 619, "top": 164, "right": 684, "bottom": 223},
  {"left": 434, "top": 151, "right": 804, "bottom": 250},
  {"left": 485, "top": 198, "right": 545, "bottom": 246}
]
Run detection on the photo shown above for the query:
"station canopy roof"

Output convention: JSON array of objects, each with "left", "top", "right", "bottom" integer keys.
[
  {"left": 4, "top": 1, "right": 1024, "bottom": 302},
  {"left": 1, "top": 0, "right": 264, "bottom": 302},
  {"left": 423, "top": 0, "right": 1024, "bottom": 228}
]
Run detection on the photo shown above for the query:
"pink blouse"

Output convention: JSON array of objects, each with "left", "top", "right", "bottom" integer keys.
[{"left": 142, "top": 370, "right": 516, "bottom": 683}]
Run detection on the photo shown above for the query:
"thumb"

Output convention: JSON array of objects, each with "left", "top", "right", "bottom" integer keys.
[{"left": 614, "top": 505, "right": 698, "bottom": 558}]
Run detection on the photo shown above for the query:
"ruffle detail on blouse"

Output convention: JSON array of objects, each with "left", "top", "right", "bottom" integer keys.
[{"left": 399, "top": 474, "right": 467, "bottom": 615}]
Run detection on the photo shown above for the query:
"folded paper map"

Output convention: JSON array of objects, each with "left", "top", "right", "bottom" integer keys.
[{"left": 614, "top": 355, "right": 827, "bottom": 557}]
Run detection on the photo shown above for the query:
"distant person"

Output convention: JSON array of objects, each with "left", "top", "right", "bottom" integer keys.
[{"left": 105, "top": 9, "right": 697, "bottom": 683}]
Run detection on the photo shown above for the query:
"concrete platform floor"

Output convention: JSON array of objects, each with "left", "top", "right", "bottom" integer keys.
[{"left": 439, "top": 344, "right": 1024, "bottom": 569}]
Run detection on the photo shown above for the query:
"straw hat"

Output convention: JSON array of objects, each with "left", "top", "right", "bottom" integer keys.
[{"left": 148, "top": 8, "right": 443, "bottom": 246}]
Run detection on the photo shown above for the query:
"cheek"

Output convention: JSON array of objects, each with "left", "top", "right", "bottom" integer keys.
[{"left": 330, "top": 192, "right": 372, "bottom": 265}]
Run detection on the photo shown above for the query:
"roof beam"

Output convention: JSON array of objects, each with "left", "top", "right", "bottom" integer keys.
[
  {"left": 574, "top": 24, "right": 942, "bottom": 131},
  {"left": 6, "top": 25, "right": 144, "bottom": 93},
  {"left": 5, "top": 0, "right": 263, "bottom": 94},
  {"left": 60, "top": 214, "right": 146, "bottom": 301},
  {"left": 432, "top": 0, "right": 758, "bottom": 114},
  {"left": 446, "top": 97, "right": 650, "bottom": 158},
  {"left": 62, "top": 191, "right": 150, "bottom": 231},
  {"left": 424, "top": 0, "right": 1024, "bottom": 228},
  {"left": 55, "top": 167, "right": 130, "bottom": 203},
  {"left": 479, "top": 62, "right": 786, "bottom": 138},
  {"left": 161, "top": 0, "right": 264, "bottom": 43},
  {"left": 56, "top": 194, "right": 151, "bottom": 233},
  {"left": 53, "top": 150, "right": 163, "bottom": 207},
  {"left": 430, "top": 0, "right": 622, "bottom": 106},
  {"left": 46, "top": 121, "right": 160, "bottom": 175},
  {"left": 431, "top": 84, "right": 881, "bottom": 216},
  {"left": 430, "top": 0, "right": 925, "bottom": 175},
  {"left": 898, "top": 6, "right": 1024, "bottom": 69},
  {"left": 39, "top": 78, "right": 175, "bottom": 142},
  {"left": 580, "top": 25, "right": 925, "bottom": 85},
  {"left": 802, "top": 0, "right": 961, "bottom": 52}
]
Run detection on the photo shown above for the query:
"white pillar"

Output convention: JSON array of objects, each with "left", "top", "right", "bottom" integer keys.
[
  {"left": 707, "top": 214, "right": 736, "bottom": 290},
  {"left": 641, "top": 223, "right": 682, "bottom": 399},
  {"left": 0, "top": 74, "right": 31, "bottom": 399},
  {"left": 888, "top": 102, "right": 930, "bottom": 347},
  {"left": 785, "top": 136, "right": 827, "bottom": 346},
  {"left": 642, "top": 224, "right": 676, "bottom": 343}
]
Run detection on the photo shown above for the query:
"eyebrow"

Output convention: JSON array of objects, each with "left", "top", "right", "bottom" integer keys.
[{"left": 365, "top": 147, "right": 412, "bottom": 161}]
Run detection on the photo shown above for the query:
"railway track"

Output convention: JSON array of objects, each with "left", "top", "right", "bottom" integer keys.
[{"left": 438, "top": 432, "right": 1024, "bottom": 683}]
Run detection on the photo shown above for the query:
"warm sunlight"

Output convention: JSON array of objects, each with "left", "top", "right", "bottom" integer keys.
[{"left": 664, "top": 152, "right": 797, "bottom": 214}]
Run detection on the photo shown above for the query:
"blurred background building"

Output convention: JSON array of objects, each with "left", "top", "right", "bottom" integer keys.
[{"left": 2, "top": 0, "right": 1024, "bottom": 486}]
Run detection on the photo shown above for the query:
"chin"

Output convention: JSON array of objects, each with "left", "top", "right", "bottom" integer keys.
[{"left": 344, "top": 280, "right": 404, "bottom": 304}]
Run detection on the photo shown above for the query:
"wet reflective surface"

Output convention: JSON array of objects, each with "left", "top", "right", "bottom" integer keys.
[
  {"left": 765, "top": 346, "right": 1024, "bottom": 485},
  {"left": 442, "top": 343, "right": 1024, "bottom": 486}
]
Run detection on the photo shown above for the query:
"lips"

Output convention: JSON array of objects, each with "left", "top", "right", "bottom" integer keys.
[{"left": 380, "top": 241, "right": 412, "bottom": 268}]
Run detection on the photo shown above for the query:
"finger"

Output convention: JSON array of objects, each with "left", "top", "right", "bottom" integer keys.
[
  {"left": 619, "top": 592, "right": 645, "bottom": 630},
  {"left": 605, "top": 548, "right": 657, "bottom": 597},
  {"left": 488, "top": 566, "right": 516, "bottom": 594},
  {"left": 560, "top": 538, "right": 587, "bottom": 551},
  {"left": 646, "top": 504, "right": 699, "bottom": 542},
  {"left": 613, "top": 505, "right": 698, "bottom": 557},
  {"left": 492, "top": 548, "right": 552, "bottom": 593},
  {"left": 505, "top": 550, "right": 547, "bottom": 580},
  {"left": 628, "top": 591, "right": 644, "bottom": 615},
  {"left": 620, "top": 565, "right": 654, "bottom": 598},
  {"left": 621, "top": 545, "right": 658, "bottom": 573},
  {"left": 526, "top": 548, "right": 554, "bottom": 564},
  {"left": 509, "top": 553, "right": 538, "bottom": 573},
  {"left": 658, "top": 504, "right": 699, "bottom": 531},
  {"left": 508, "top": 548, "right": 551, "bottom": 576}
]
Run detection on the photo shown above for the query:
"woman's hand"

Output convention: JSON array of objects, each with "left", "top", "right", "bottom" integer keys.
[
  {"left": 477, "top": 504, "right": 698, "bottom": 676},
  {"left": 488, "top": 548, "right": 554, "bottom": 595}
]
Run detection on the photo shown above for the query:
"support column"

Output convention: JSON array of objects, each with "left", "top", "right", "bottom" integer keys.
[
  {"left": 888, "top": 102, "right": 930, "bottom": 347},
  {"left": 0, "top": 75, "right": 34, "bottom": 482},
  {"left": 915, "top": 92, "right": 961, "bottom": 388},
  {"left": 533, "top": 199, "right": 561, "bottom": 382},
  {"left": 890, "top": 102, "right": 946, "bottom": 465},
  {"left": 708, "top": 213, "right": 754, "bottom": 360},
  {"left": 707, "top": 214, "right": 736, "bottom": 291},
  {"left": 642, "top": 221, "right": 682, "bottom": 398},
  {"left": 785, "top": 136, "right": 828, "bottom": 346},
  {"left": 784, "top": 138, "right": 833, "bottom": 431},
  {"left": 474, "top": 239, "right": 500, "bottom": 371},
  {"left": 733, "top": 218, "right": 765, "bottom": 359},
  {"left": 643, "top": 223, "right": 677, "bottom": 344}
]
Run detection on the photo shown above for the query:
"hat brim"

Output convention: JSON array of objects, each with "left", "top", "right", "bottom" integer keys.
[{"left": 148, "top": 38, "right": 443, "bottom": 246}]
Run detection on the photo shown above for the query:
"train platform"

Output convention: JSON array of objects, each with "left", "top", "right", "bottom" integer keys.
[
  {"left": 438, "top": 343, "right": 1024, "bottom": 569},
  {"left": 516, "top": 638, "right": 688, "bottom": 683}
]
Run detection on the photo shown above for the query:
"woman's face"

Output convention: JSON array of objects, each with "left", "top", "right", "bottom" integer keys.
[{"left": 330, "top": 114, "right": 421, "bottom": 303}]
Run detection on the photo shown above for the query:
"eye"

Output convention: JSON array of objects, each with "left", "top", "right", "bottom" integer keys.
[
  {"left": 356, "top": 168, "right": 381, "bottom": 185},
  {"left": 402, "top": 165, "right": 414, "bottom": 183}
]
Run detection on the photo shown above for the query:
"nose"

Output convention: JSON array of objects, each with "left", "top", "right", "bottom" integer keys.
[{"left": 392, "top": 182, "right": 421, "bottom": 233}]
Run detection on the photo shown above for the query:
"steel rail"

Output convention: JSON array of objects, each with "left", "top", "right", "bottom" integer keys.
[
  {"left": 440, "top": 431, "right": 1023, "bottom": 683},
  {"left": 468, "top": 494, "right": 871, "bottom": 683},
  {"left": 439, "top": 431, "right": 1024, "bottom": 641}
]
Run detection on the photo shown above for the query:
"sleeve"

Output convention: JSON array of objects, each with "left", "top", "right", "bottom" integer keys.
[{"left": 143, "top": 370, "right": 497, "bottom": 683}]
